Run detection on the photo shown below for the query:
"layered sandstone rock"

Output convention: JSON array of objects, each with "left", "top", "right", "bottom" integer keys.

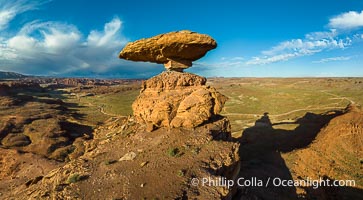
[
  {"left": 132, "top": 71, "right": 227, "bottom": 130},
  {"left": 119, "top": 30, "right": 217, "bottom": 71}
]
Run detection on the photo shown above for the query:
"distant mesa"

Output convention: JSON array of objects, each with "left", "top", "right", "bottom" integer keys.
[
  {"left": 118, "top": 30, "right": 217, "bottom": 71},
  {"left": 0, "top": 71, "right": 28, "bottom": 79}
]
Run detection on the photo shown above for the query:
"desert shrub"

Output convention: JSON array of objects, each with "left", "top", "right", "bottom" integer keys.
[
  {"left": 66, "top": 173, "right": 88, "bottom": 184},
  {"left": 177, "top": 170, "right": 185, "bottom": 177},
  {"left": 104, "top": 159, "right": 117, "bottom": 165},
  {"left": 167, "top": 147, "right": 180, "bottom": 157}
]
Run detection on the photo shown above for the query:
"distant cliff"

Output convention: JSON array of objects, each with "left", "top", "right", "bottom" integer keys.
[{"left": 0, "top": 71, "right": 28, "bottom": 79}]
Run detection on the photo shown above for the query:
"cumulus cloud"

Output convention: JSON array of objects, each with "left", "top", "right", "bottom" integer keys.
[
  {"left": 0, "top": 0, "right": 48, "bottom": 30},
  {"left": 7, "top": 21, "right": 81, "bottom": 54},
  {"left": 0, "top": 18, "right": 124, "bottom": 74},
  {"left": 0, "top": 16, "right": 163, "bottom": 77},
  {"left": 329, "top": 10, "right": 363, "bottom": 30},
  {"left": 87, "top": 19, "right": 123, "bottom": 47},
  {"left": 246, "top": 30, "right": 351, "bottom": 65},
  {"left": 312, "top": 56, "right": 351, "bottom": 63},
  {"left": 0, "top": 0, "right": 164, "bottom": 77}
]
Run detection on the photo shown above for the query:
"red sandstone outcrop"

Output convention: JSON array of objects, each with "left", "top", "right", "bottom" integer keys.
[{"left": 132, "top": 71, "right": 227, "bottom": 130}]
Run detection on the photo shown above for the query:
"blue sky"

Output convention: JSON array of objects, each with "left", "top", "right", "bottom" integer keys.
[{"left": 0, "top": 0, "right": 363, "bottom": 78}]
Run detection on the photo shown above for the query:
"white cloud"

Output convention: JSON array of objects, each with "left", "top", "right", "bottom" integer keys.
[
  {"left": 0, "top": 0, "right": 162, "bottom": 78},
  {"left": 305, "top": 30, "right": 338, "bottom": 40},
  {"left": 246, "top": 53, "right": 298, "bottom": 65},
  {"left": 329, "top": 10, "right": 363, "bottom": 30},
  {"left": 313, "top": 56, "right": 351, "bottom": 63},
  {"left": 0, "top": 0, "right": 48, "bottom": 30},
  {"left": 0, "top": 17, "right": 139, "bottom": 75},
  {"left": 196, "top": 61, "right": 244, "bottom": 68},
  {"left": 43, "top": 29, "right": 81, "bottom": 52},
  {"left": 229, "top": 56, "right": 244, "bottom": 61},
  {"left": 87, "top": 18, "right": 124, "bottom": 47},
  {"left": 6, "top": 22, "right": 81, "bottom": 53},
  {"left": 8, "top": 35, "right": 37, "bottom": 51},
  {"left": 246, "top": 30, "right": 351, "bottom": 65},
  {"left": 0, "top": 9, "right": 14, "bottom": 29},
  {"left": 195, "top": 56, "right": 245, "bottom": 69},
  {"left": 352, "top": 33, "right": 363, "bottom": 40},
  {"left": 245, "top": 10, "right": 363, "bottom": 66}
]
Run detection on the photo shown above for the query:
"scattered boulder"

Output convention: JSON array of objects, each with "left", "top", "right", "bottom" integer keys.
[
  {"left": 119, "top": 152, "right": 137, "bottom": 161},
  {"left": 1, "top": 133, "right": 31, "bottom": 147}
]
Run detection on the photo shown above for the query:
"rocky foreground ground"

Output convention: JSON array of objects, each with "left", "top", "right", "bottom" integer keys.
[{"left": 4, "top": 116, "right": 239, "bottom": 199}]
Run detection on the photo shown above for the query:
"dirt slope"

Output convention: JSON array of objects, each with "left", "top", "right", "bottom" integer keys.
[
  {"left": 284, "top": 104, "right": 363, "bottom": 199},
  {"left": 6, "top": 116, "right": 240, "bottom": 199}
]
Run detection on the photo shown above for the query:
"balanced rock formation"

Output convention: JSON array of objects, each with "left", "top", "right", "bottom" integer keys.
[
  {"left": 119, "top": 31, "right": 226, "bottom": 131},
  {"left": 119, "top": 30, "right": 217, "bottom": 71}
]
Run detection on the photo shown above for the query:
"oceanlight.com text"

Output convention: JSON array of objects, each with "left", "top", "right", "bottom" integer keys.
[{"left": 191, "top": 177, "right": 356, "bottom": 189}]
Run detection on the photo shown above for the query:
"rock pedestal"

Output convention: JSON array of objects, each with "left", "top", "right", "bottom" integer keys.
[
  {"left": 132, "top": 71, "right": 227, "bottom": 131},
  {"left": 164, "top": 59, "right": 192, "bottom": 71}
]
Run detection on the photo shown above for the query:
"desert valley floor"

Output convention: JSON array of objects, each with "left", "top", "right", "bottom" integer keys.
[{"left": 1, "top": 77, "right": 362, "bottom": 199}]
